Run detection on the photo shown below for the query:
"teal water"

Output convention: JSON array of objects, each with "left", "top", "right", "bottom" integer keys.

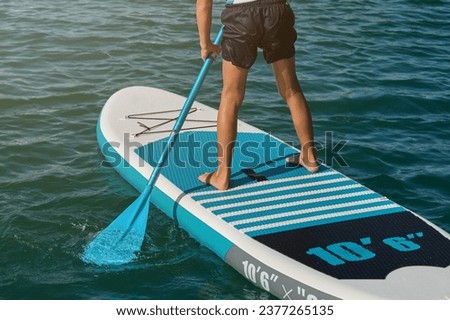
[{"left": 1, "top": 0, "right": 449, "bottom": 299}]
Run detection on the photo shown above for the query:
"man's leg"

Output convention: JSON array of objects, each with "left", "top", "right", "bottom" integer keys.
[
  {"left": 199, "top": 60, "right": 249, "bottom": 190},
  {"left": 272, "top": 57, "right": 319, "bottom": 172}
]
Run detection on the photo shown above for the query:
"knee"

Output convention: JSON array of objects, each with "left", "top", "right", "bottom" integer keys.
[
  {"left": 221, "top": 86, "right": 245, "bottom": 109},
  {"left": 278, "top": 85, "right": 301, "bottom": 103}
]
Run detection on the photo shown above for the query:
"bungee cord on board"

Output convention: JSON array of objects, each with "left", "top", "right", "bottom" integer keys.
[{"left": 127, "top": 108, "right": 217, "bottom": 137}]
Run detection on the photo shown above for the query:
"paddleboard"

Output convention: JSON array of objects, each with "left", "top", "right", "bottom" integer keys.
[{"left": 96, "top": 86, "right": 450, "bottom": 299}]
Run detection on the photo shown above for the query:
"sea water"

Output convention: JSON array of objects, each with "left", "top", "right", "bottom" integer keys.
[{"left": 0, "top": 0, "right": 449, "bottom": 299}]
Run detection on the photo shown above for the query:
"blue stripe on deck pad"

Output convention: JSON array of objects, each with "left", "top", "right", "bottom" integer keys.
[
  {"left": 135, "top": 131, "right": 301, "bottom": 192},
  {"left": 136, "top": 131, "right": 405, "bottom": 237}
]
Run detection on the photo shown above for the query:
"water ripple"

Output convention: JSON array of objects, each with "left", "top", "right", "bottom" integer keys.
[{"left": 1, "top": 0, "right": 449, "bottom": 299}]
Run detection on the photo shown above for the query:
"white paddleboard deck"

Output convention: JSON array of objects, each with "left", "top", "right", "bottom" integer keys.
[{"left": 97, "top": 86, "right": 450, "bottom": 299}]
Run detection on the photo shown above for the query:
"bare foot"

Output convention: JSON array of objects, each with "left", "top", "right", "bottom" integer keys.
[
  {"left": 198, "top": 172, "right": 229, "bottom": 191},
  {"left": 286, "top": 154, "right": 319, "bottom": 173}
]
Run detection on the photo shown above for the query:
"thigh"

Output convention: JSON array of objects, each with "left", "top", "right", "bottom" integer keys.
[
  {"left": 221, "top": 60, "right": 249, "bottom": 104},
  {"left": 271, "top": 57, "right": 301, "bottom": 95}
]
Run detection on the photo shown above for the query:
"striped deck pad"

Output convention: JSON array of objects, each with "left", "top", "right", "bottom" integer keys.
[
  {"left": 136, "top": 131, "right": 406, "bottom": 238},
  {"left": 190, "top": 171, "right": 405, "bottom": 237}
]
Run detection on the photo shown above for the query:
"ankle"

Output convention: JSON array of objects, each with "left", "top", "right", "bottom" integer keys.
[
  {"left": 301, "top": 142, "right": 317, "bottom": 160},
  {"left": 216, "top": 167, "right": 231, "bottom": 180}
]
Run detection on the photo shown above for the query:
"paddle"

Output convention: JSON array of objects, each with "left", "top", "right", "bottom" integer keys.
[{"left": 82, "top": 26, "right": 224, "bottom": 266}]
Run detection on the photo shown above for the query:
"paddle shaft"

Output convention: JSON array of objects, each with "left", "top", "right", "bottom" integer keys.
[{"left": 143, "top": 26, "right": 224, "bottom": 197}]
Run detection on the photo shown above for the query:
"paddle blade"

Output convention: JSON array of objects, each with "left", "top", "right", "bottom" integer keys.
[{"left": 82, "top": 193, "right": 150, "bottom": 266}]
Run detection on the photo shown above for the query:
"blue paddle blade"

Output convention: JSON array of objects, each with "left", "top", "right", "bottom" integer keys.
[{"left": 82, "top": 192, "right": 150, "bottom": 266}]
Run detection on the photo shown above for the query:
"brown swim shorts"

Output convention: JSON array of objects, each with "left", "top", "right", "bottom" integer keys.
[{"left": 221, "top": 0, "right": 298, "bottom": 69}]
